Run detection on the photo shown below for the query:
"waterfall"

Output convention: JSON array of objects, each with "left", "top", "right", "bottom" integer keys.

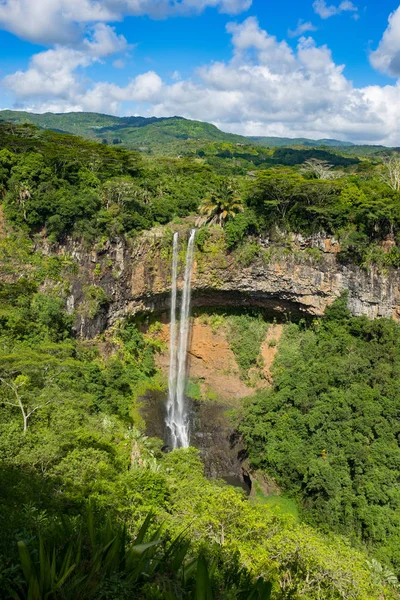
[
  {"left": 166, "top": 231, "right": 179, "bottom": 441},
  {"left": 166, "top": 229, "right": 196, "bottom": 449}
]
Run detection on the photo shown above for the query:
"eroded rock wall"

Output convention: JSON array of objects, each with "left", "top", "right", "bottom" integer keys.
[{"left": 42, "top": 227, "right": 400, "bottom": 338}]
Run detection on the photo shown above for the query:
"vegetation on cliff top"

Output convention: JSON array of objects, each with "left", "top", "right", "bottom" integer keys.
[{"left": 1, "top": 120, "right": 400, "bottom": 267}]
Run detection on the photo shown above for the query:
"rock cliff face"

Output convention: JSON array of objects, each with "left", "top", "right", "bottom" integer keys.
[{"left": 44, "top": 226, "right": 400, "bottom": 338}]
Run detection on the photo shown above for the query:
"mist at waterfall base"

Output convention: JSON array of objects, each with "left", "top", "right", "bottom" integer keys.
[{"left": 165, "top": 230, "right": 196, "bottom": 449}]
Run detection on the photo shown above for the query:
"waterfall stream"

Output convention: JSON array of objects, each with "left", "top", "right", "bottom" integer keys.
[
  {"left": 166, "top": 229, "right": 196, "bottom": 448},
  {"left": 166, "top": 232, "right": 179, "bottom": 445}
]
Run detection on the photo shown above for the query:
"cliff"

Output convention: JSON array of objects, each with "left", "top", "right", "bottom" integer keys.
[{"left": 41, "top": 225, "right": 400, "bottom": 338}]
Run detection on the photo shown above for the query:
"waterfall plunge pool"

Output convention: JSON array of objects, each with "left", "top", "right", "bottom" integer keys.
[{"left": 140, "top": 388, "right": 251, "bottom": 494}]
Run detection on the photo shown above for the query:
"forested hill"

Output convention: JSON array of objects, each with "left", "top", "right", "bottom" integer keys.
[
  {"left": 0, "top": 110, "right": 249, "bottom": 152},
  {"left": 248, "top": 135, "right": 354, "bottom": 148},
  {"left": 0, "top": 109, "right": 368, "bottom": 154}
]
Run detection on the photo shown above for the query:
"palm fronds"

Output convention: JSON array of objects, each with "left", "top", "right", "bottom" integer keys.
[
  {"left": 11, "top": 506, "right": 272, "bottom": 599},
  {"left": 199, "top": 180, "right": 243, "bottom": 226}
]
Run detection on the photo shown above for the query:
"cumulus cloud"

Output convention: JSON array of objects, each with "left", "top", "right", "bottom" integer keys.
[
  {"left": 3, "top": 24, "right": 129, "bottom": 102},
  {"left": 4, "top": 47, "right": 89, "bottom": 100},
  {"left": 288, "top": 20, "right": 317, "bottom": 38},
  {"left": 227, "top": 16, "right": 296, "bottom": 72},
  {"left": 313, "top": 0, "right": 358, "bottom": 19},
  {"left": 83, "top": 23, "right": 129, "bottom": 57},
  {"left": 4, "top": 15, "right": 400, "bottom": 145},
  {"left": 0, "top": 0, "right": 252, "bottom": 45},
  {"left": 370, "top": 6, "right": 400, "bottom": 77}
]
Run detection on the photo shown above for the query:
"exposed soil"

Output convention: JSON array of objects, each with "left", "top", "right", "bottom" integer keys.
[
  {"left": 261, "top": 324, "right": 284, "bottom": 383},
  {"left": 154, "top": 318, "right": 285, "bottom": 401},
  {"left": 155, "top": 319, "right": 256, "bottom": 401},
  {"left": 145, "top": 318, "right": 284, "bottom": 486}
]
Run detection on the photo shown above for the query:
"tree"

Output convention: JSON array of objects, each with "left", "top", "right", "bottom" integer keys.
[
  {"left": 247, "top": 170, "right": 302, "bottom": 225},
  {"left": 0, "top": 374, "right": 53, "bottom": 434},
  {"left": 301, "top": 158, "right": 343, "bottom": 180},
  {"left": 198, "top": 179, "right": 243, "bottom": 226},
  {"left": 381, "top": 155, "right": 400, "bottom": 192}
]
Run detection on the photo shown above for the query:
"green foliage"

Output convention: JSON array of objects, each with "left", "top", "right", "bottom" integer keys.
[
  {"left": 272, "top": 147, "right": 358, "bottom": 168},
  {"left": 0, "top": 111, "right": 252, "bottom": 154},
  {"left": 1, "top": 117, "right": 400, "bottom": 268},
  {"left": 161, "top": 449, "right": 391, "bottom": 599},
  {"left": 227, "top": 313, "right": 267, "bottom": 377},
  {"left": 245, "top": 170, "right": 400, "bottom": 266},
  {"left": 1, "top": 115, "right": 400, "bottom": 599},
  {"left": 0, "top": 273, "right": 391, "bottom": 599},
  {"left": 199, "top": 178, "right": 243, "bottom": 226},
  {"left": 0, "top": 122, "right": 220, "bottom": 242},
  {"left": 234, "top": 240, "right": 260, "bottom": 267},
  {"left": 0, "top": 281, "right": 72, "bottom": 342},
  {"left": 252, "top": 483, "right": 300, "bottom": 522},
  {"left": 117, "top": 320, "right": 158, "bottom": 381},
  {"left": 194, "top": 227, "right": 211, "bottom": 251},
  {"left": 224, "top": 209, "right": 258, "bottom": 249},
  {"left": 240, "top": 296, "right": 400, "bottom": 572},
  {"left": 6, "top": 505, "right": 273, "bottom": 600},
  {"left": 81, "top": 285, "right": 109, "bottom": 318}
]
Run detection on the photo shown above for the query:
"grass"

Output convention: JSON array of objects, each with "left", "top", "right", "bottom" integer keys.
[
  {"left": 252, "top": 482, "right": 300, "bottom": 522},
  {"left": 186, "top": 379, "right": 202, "bottom": 400},
  {"left": 226, "top": 314, "right": 268, "bottom": 379},
  {"left": 186, "top": 379, "right": 220, "bottom": 402}
]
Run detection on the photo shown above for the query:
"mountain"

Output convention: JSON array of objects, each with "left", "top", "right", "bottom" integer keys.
[{"left": 0, "top": 109, "right": 380, "bottom": 154}]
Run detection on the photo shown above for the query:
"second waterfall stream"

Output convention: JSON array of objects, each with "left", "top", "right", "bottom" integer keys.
[{"left": 166, "top": 229, "right": 196, "bottom": 448}]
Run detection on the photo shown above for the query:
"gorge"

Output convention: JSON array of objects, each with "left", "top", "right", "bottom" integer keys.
[{"left": 37, "top": 225, "right": 400, "bottom": 486}]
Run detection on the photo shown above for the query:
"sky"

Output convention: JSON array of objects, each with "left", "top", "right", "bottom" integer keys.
[{"left": 1, "top": 0, "right": 400, "bottom": 144}]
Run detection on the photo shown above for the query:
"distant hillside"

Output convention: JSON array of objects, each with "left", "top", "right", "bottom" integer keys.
[
  {"left": 0, "top": 109, "right": 387, "bottom": 155},
  {"left": 0, "top": 110, "right": 119, "bottom": 137},
  {"left": 248, "top": 135, "right": 354, "bottom": 148},
  {"left": 0, "top": 110, "right": 249, "bottom": 153}
]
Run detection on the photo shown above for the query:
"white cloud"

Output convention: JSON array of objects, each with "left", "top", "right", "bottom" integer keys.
[
  {"left": 4, "top": 46, "right": 163, "bottom": 113},
  {"left": 4, "top": 47, "right": 88, "bottom": 99},
  {"left": 227, "top": 16, "right": 296, "bottom": 73},
  {"left": 313, "top": 0, "right": 358, "bottom": 19},
  {"left": 370, "top": 6, "right": 400, "bottom": 77},
  {"left": 3, "top": 24, "right": 129, "bottom": 101},
  {"left": 288, "top": 20, "right": 317, "bottom": 38},
  {"left": 4, "top": 15, "right": 400, "bottom": 145},
  {"left": 0, "top": 0, "right": 252, "bottom": 45},
  {"left": 83, "top": 23, "right": 129, "bottom": 58}
]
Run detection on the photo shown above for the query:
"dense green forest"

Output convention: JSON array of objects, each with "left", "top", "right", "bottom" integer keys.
[
  {"left": 1, "top": 116, "right": 400, "bottom": 598},
  {"left": 240, "top": 296, "right": 400, "bottom": 572}
]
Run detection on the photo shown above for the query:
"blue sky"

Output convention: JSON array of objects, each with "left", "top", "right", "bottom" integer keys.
[{"left": 1, "top": 0, "right": 400, "bottom": 144}]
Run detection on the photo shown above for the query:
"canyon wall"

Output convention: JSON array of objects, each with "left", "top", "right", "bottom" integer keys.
[{"left": 42, "top": 226, "right": 400, "bottom": 337}]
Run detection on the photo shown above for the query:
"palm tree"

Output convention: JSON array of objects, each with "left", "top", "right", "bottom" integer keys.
[{"left": 199, "top": 179, "right": 243, "bottom": 226}]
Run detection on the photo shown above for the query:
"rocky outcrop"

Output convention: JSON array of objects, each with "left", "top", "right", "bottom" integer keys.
[{"left": 43, "top": 226, "right": 400, "bottom": 338}]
